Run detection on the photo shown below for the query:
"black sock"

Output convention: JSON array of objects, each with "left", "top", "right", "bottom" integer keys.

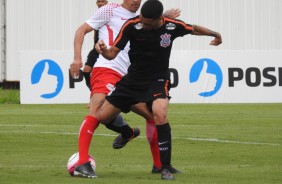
[
  {"left": 105, "top": 115, "right": 129, "bottom": 134},
  {"left": 156, "top": 123, "right": 172, "bottom": 169},
  {"left": 106, "top": 122, "right": 132, "bottom": 139},
  {"left": 105, "top": 123, "right": 123, "bottom": 133},
  {"left": 118, "top": 124, "right": 133, "bottom": 139}
]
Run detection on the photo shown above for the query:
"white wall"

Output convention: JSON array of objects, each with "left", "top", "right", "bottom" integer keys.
[
  {"left": 0, "top": 0, "right": 4, "bottom": 82},
  {"left": 4, "top": 0, "right": 282, "bottom": 81}
]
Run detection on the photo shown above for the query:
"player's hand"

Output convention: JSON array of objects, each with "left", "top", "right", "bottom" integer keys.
[
  {"left": 163, "top": 8, "right": 181, "bottom": 19},
  {"left": 95, "top": 40, "right": 108, "bottom": 54},
  {"left": 210, "top": 33, "right": 222, "bottom": 46},
  {"left": 70, "top": 59, "right": 83, "bottom": 79}
]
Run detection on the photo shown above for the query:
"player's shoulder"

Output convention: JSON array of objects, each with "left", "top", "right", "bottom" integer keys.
[
  {"left": 164, "top": 17, "right": 184, "bottom": 24},
  {"left": 125, "top": 15, "right": 140, "bottom": 25},
  {"left": 163, "top": 17, "right": 193, "bottom": 30},
  {"left": 120, "top": 15, "right": 140, "bottom": 30}
]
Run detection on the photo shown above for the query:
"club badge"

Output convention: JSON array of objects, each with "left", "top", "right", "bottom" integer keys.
[{"left": 160, "top": 33, "right": 171, "bottom": 48}]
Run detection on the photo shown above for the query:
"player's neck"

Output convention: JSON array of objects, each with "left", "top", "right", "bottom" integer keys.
[{"left": 121, "top": 3, "right": 133, "bottom": 13}]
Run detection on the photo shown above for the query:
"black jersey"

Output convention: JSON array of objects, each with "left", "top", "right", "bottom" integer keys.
[{"left": 113, "top": 16, "right": 193, "bottom": 84}]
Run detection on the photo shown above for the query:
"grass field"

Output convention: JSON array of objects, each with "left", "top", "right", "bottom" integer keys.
[
  {"left": 0, "top": 102, "right": 281, "bottom": 184},
  {"left": 0, "top": 104, "right": 282, "bottom": 184}
]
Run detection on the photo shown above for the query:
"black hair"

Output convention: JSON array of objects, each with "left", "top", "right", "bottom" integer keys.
[{"left": 141, "top": 0, "right": 163, "bottom": 19}]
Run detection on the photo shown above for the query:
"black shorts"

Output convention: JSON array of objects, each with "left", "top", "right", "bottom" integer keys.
[
  {"left": 106, "top": 77, "right": 171, "bottom": 113},
  {"left": 85, "top": 48, "right": 99, "bottom": 68}
]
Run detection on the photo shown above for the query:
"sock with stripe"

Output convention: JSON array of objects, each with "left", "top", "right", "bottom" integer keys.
[
  {"left": 156, "top": 123, "right": 172, "bottom": 169},
  {"left": 77, "top": 115, "right": 99, "bottom": 165}
]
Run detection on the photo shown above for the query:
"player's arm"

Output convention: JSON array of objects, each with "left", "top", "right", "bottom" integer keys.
[
  {"left": 191, "top": 25, "right": 222, "bottom": 46},
  {"left": 70, "top": 23, "right": 94, "bottom": 78},
  {"left": 95, "top": 18, "right": 132, "bottom": 60},
  {"left": 95, "top": 40, "right": 121, "bottom": 60}
]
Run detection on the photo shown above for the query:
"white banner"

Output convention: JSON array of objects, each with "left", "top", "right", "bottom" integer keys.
[
  {"left": 20, "top": 51, "right": 282, "bottom": 104},
  {"left": 20, "top": 51, "right": 90, "bottom": 104}
]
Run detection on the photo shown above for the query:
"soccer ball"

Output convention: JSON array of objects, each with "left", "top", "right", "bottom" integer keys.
[{"left": 67, "top": 152, "right": 96, "bottom": 176}]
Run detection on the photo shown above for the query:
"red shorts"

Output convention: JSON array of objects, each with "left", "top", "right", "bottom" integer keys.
[{"left": 90, "top": 67, "right": 123, "bottom": 96}]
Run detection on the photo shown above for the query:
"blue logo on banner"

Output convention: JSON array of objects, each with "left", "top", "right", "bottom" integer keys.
[
  {"left": 189, "top": 58, "right": 223, "bottom": 97},
  {"left": 31, "top": 59, "right": 64, "bottom": 99}
]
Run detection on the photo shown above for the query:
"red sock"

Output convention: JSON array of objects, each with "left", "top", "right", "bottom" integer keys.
[
  {"left": 78, "top": 116, "right": 99, "bottom": 165},
  {"left": 146, "top": 119, "right": 162, "bottom": 169}
]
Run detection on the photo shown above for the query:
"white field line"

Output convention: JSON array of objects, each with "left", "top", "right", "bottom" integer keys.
[{"left": 0, "top": 129, "right": 280, "bottom": 146}]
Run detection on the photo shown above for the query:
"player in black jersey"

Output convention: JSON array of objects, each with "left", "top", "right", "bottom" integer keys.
[{"left": 95, "top": 0, "right": 222, "bottom": 180}]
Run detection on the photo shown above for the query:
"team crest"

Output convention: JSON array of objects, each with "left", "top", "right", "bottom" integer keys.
[
  {"left": 134, "top": 23, "right": 142, "bottom": 30},
  {"left": 165, "top": 23, "right": 176, "bottom": 30},
  {"left": 160, "top": 33, "right": 171, "bottom": 48}
]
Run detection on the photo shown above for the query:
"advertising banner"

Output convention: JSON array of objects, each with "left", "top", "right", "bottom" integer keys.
[
  {"left": 20, "top": 51, "right": 282, "bottom": 104},
  {"left": 20, "top": 51, "right": 90, "bottom": 104}
]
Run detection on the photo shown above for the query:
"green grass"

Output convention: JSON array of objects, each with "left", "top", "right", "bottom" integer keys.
[
  {"left": 0, "top": 103, "right": 281, "bottom": 184},
  {"left": 0, "top": 88, "right": 20, "bottom": 104},
  {"left": 0, "top": 91, "right": 281, "bottom": 183}
]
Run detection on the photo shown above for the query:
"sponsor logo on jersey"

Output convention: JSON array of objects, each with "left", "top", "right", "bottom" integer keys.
[
  {"left": 134, "top": 23, "right": 142, "bottom": 30},
  {"left": 121, "top": 17, "right": 128, "bottom": 20},
  {"left": 160, "top": 33, "right": 171, "bottom": 48},
  {"left": 165, "top": 23, "right": 176, "bottom": 30}
]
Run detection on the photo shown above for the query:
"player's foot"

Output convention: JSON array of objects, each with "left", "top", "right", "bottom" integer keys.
[
  {"left": 161, "top": 168, "right": 174, "bottom": 180},
  {"left": 74, "top": 162, "right": 97, "bottom": 178},
  {"left": 151, "top": 166, "right": 161, "bottom": 173},
  {"left": 152, "top": 165, "right": 181, "bottom": 174},
  {"left": 112, "top": 128, "right": 140, "bottom": 149},
  {"left": 169, "top": 166, "right": 182, "bottom": 174}
]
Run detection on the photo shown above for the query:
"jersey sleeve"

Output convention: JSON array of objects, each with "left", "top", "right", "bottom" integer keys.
[
  {"left": 113, "top": 20, "right": 132, "bottom": 50},
  {"left": 86, "top": 3, "right": 120, "bottom": 30},
  {"left": 173, "top": 19, "right": 193, "bottom": 37}
]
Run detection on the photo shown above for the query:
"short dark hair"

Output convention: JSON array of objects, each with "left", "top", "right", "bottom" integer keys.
[{"left": 141, "top": 0, "right": 163, "bottom": 19}]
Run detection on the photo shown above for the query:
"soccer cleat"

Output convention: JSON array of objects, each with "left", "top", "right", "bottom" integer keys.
[
  {"left": 112, "top": 128, "right": 140, "bottom": 149},
  {"left": 161, "top": 168, "right": 174, "bottom": 180},
  {"left": 152, "top": 165, "right": 181, "bottom": 174},
  {"left": 74, "top": 161, "right": 97, "bottom": 178},
  {"left": 151, "top": 166, "right": 162, "bottom": 173},
  {"left": 168, "top": 166, "right": 182, "bottom": 174}
]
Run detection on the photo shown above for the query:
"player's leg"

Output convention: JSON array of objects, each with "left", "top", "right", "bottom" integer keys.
[
  {"left": 152, "top": 98, "right": 174, "bottom": 179},
  {"left": 146, "top": 119, "right": 162, "bottom": 171},
  {"left": 90, "top": 67, "right": 138, "bottom": 141},
  {"left": 130, "top": 103, "right": 162, "bottom": 170},
  {"left": 102, "top": 82, "right": 140, "bottom": 148},
  {"left": 74, "top": 93, "right": 104, "bottom": 178}
]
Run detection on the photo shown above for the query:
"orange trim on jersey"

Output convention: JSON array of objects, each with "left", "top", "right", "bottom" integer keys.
[
  {"left": 164, "top": 17, "right": 193, "bottom": 31},
  {"left": 165, "top": 80, "right": 169, "bottom": 96},
  {"left": 113, "top": 18, "right": 140, "bottom": 46}
]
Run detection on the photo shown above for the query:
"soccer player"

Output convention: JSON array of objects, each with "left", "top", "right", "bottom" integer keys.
[
  {"left": 70, "top": 0, "right": 181, "bottom": 178},
  {"left": 95, "top": 0, "right": 222, "bottom": 180},
  {"left": 82, "top": 0, "right": 108, "bottom": 90}
]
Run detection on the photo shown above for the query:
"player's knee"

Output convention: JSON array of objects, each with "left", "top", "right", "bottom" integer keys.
[{"left": 153, "top": 113, "right": 167, "bottom": 125}]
